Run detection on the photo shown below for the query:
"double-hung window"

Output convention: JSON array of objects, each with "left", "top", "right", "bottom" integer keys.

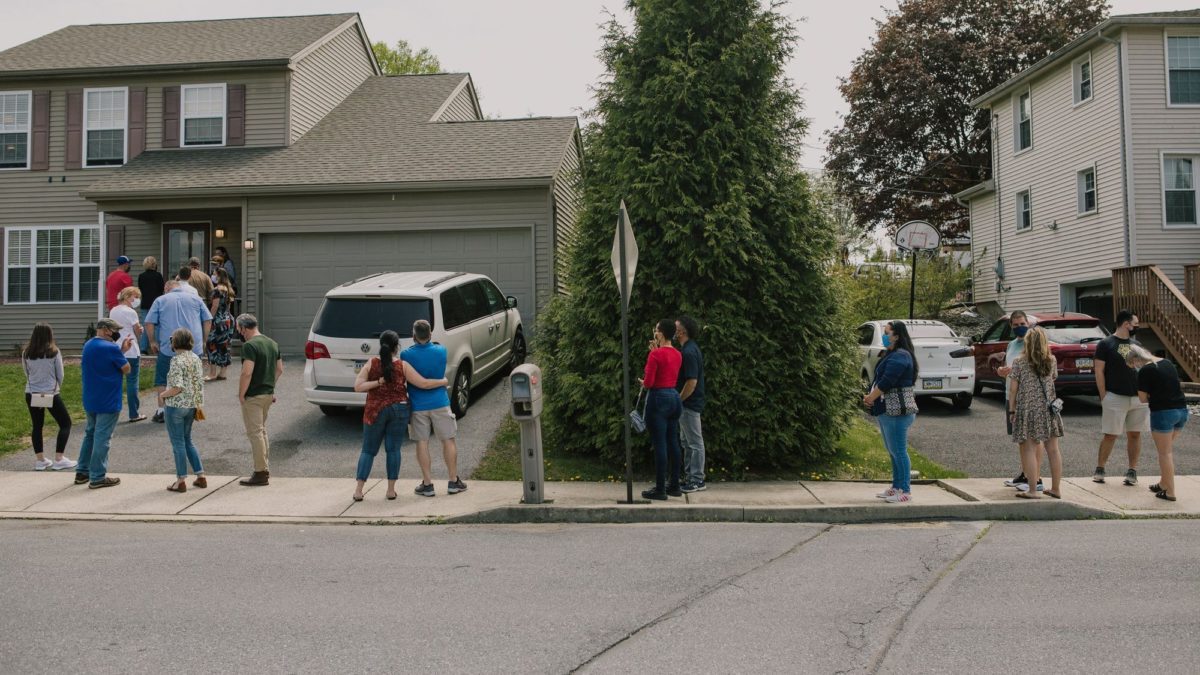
[
  {"left": 0, "top": 90, "right": 31, "bottom": 170},
  {"left": 1077, "top": 167, "right": 1097, "bottom": 214},
  {"left": 181, "top": 84, "right": 226, "bottom": 146},
  {"left": 5, "top": 226, "right": 101, "bottom": 304},
  {"left": 1016, "top": 190, "right": 1032, "bottom": 231},
  {"left": 1168, "top": 36, "right": 1200, "bottom": 105},
  {"left": 1164, "top": 156, "right": 1198, "bottom": 226},
  {"left": 83, "top": 87, "right": 127, "bottom": 167},
  {"left": 1014, "top": 89, "right": 1032, "bottom": 152},
  {"left": 1073, "top": 54, "right": 1092, "bottom": 105}
]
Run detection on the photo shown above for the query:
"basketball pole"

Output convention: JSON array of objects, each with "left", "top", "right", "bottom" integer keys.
[{"left": 908, "top": 248, "right": 918, "bottom": 320}]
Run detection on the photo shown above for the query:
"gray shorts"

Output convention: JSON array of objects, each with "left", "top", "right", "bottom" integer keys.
[{"left": 409, "top": 407, "right": 456, "bottom": 441}]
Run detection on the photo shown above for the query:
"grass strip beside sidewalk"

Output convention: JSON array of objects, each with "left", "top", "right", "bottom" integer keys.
[{"left": 0, "top": 362, "right": 156, "bottom": 457}]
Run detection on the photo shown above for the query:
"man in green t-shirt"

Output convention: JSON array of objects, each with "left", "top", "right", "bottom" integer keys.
[{"left": 234, "top": 314, "right": 282, "bottom": 486}]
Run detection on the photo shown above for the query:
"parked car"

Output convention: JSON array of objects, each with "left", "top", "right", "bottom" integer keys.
[
  {"left": 971, "top": 312, "right": 1109, "bottom": 396},
  {"left": 302, "top": 271, "right": 526, "bottom": 417},
  {"left": 857, "top": 319, "right": 976, "bottom": 410}
]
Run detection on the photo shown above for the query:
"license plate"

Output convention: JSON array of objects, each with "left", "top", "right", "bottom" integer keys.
[
  {"left": 1075, "top": 358, "right": 1093, "bottom": 369},
  {"left": 353, "top": 360, "right": 366, "bottom": 373},
  {"left": 922, "top": 378, "right": 943, "bottom": 390}
]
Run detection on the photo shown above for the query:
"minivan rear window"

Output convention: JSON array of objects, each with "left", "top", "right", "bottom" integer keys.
[{"left": 311, "top": 298, "right": 433, "bottom": 339}]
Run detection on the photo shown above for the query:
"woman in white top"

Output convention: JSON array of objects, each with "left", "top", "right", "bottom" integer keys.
[
  {"left": 109, "top": 286, "right": 147, "bottom": 422},
  {"left": 22, "top": 323, "right": 77, "bottom": 471}
]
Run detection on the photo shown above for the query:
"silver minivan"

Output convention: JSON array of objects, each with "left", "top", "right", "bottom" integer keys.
[{"left": 302, "top": 271, "right": 526, "bottom": 417}]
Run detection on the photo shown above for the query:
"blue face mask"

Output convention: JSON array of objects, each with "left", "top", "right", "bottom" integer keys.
[
  {"left": 881, "top": 333, "right": 891, "bottom": 348},
  {"left": 1013, "top": 325, "right": 1029, "bottom": 338}
]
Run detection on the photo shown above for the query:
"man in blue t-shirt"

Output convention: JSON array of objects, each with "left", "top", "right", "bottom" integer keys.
[
  {"left": 76, "top": 318, "right": 132, "bottom": 488},
  {"left": 145, "top": 280, "right": 212, "bottom": 423},
  {"left": 675, "top": 316, "right": 707, "bottom": 492},
  {"left": 401, "top": 319, "right": 466, "bottom": 497}
]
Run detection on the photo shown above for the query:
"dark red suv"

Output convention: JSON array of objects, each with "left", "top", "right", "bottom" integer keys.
[{"left": 972, "top": 312, "right": 1110, "bottom": 395}]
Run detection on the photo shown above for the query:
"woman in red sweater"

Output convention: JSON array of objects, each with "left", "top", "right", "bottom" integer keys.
[{"left": 640, "top": 319, "right": 684, "bottom": 500}]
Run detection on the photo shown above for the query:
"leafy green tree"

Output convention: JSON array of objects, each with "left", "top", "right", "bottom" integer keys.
[
  {"left": 539, "top": 0, "right": 857, "bottom": 472},
  {"left": 825, "top": 0, "right": 1109, "bottom": 237},
  {"left": 811, "top": 173, "right": 872, "bottom": 265},
  {"left": 372, "top": 39, "right": 441, "bottom": 75}
]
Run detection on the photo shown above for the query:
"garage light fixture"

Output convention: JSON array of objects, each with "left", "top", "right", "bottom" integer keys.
[{"left": 243, "top": 238, "right": 255, "bottom": 251}]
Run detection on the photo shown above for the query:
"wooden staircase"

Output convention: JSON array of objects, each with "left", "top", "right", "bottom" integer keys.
[{"left": 1112, "top": 265, "right": 1200, "bottom": 381}]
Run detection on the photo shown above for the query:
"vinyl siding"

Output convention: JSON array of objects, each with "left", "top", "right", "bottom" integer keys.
[
  {"left": 432, "top": 78, "right": 481, "bottom": 122},
  {"left": 1125, "top": 26, "right": 1200, "bottom": 286},
  {"left": 242, "top": 187, "right": 554, "bottom": 322},
  {"left": 968, "top": 192, "right": 998, "bottom": 307},
  {"left": 981, "top": 39, "right": 1126, "bottom": 314},
  {"left": 552, "top": 133, "right": 582, "bottom": 295},
  {"left": 288, "top": 24, "right": 374, "bottom": 143}
]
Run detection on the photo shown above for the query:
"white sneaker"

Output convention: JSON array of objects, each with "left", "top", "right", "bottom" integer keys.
[
  {"left": 51, "top": 457, "right": 78, "bottom": 471},
  {"left": 876, "top": 487, "right": 897, "bottom": 499},
  {"left": 884, "top": 491, "right": 912, "bottom": 503},
  {"left": 34, "top": 458, "right": 54, "bottom": 471}
]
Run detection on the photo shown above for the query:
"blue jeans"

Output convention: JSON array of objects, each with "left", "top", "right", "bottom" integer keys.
[
  {"left": 878, "top": 414, "right": 915, "bottom": 493},
  {"left": 124, "top": 356, "right": 141, "bottom": 419},
  {"left": 77, "top": 412, "right": 119, "bottom": 482},
  {"left": 1150, "top": 408, "right": 1189, "bottom": 433},
  {"left": 356, "top": 403, "right": 410, "bottom": 481},
  {"left": 154, "top": 352, "right": 172, "bottom": 388},
  {"left": 680, "top": 408, "right": 705, "bottom": 484},
  {"left": 645, "top": 388, "right": 682, "bottom": 491},
  {"left": 164, "top": 406, "right": 204, "bottom": 478}
]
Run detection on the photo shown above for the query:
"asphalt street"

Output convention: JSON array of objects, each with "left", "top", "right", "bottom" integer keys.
[
  {"left": 0, "top": 359, "right": 511, "bottom": 481},
  {"left": 907, "top": 389, "right": 1200, "bottom": 478},
  {"left": 1, "top": 520, "right": 1197, "bottom": 673}
]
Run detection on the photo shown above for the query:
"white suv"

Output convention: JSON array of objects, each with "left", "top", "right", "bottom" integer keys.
[{"left": 302, "top": 271, "right": 526, "bottom": 417}]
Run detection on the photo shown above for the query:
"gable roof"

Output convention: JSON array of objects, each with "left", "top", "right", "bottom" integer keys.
[
  {"left": 972, "top": 9, "right": 1200, "bottom": 107},
  {"left": 82, "top": 74, "right": 581, "bottom": 199},
  {"left": 0, "top": 14, "right": 359, "bottom": 76}
]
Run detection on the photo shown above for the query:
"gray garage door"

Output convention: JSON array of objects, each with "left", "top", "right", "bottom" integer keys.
[{"left": 261, "top": 229, "right": 533, "bottom": 354}]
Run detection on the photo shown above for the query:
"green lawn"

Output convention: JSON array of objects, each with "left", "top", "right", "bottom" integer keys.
[
  {"left": 470, "top": 415, "right": 964, "bottom": 482},
  {"left": 0, "top": 361, "right": 155, "bottom": 456}
]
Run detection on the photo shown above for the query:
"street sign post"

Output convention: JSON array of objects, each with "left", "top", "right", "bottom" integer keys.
[
  {"left": 894, "top": 220, "right": 941, "bottom": 320},
  {"left": 611, "top": 200, "right": 639, "bottom": 504}
]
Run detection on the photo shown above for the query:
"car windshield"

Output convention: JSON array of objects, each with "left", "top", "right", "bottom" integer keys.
[
  {"left": 1037, "top": 322, "right": 1107, "bottom": 345},
  {"left": 906, "top": 324, "right": 956, "bottom": 339},
  {"left": 311, "top": 298, "right": 433, "bottom": 339}
]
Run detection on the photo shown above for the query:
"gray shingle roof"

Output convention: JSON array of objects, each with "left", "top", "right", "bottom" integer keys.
[
  {"left": 1114, "top": 9, "right": 1200, "bottom": 19},
  {"left": 82, "top": 75, "right": 580, "bottom": 198},
  {"left": 0, "top": 14, "right": 357, "bottom": 74}
]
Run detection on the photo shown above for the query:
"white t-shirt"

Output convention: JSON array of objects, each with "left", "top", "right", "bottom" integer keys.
[{"left": 109, "top": 304, "right": 141, "bottom": 358}]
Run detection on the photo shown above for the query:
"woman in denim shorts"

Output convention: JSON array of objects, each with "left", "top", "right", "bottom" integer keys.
[{"left": 1127, "top": 345, "right": 1188, "bottom": 502}]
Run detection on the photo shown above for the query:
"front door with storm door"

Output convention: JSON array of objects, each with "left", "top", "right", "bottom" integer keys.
[{"left": 163, "top": 224, "right": 208, "bottom": 278}]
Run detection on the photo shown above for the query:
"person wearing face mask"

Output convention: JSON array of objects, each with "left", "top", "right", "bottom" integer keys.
[
  {"left": 863, "top": 321, "right": 919, "bottom": 503},
  {"left": 75, "top": 318, "right": 133, "bottom": 489},
  {"left": 109, "top": 287, "right": 147, "bottom": 422},
  {"left": 1125, "top": 345, "right": 1186, "bottom": 502},
  {"left": 1092, "top": 309, "right": 1150, "bottom": 486}
]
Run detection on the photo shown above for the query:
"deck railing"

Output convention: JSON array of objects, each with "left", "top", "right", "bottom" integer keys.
[
  {"left": 1185, "top": 264, "right": 1200, "bottom": 308},
  {"left": 1112, "top": 265, "right": 1200, "bottom": 381}
]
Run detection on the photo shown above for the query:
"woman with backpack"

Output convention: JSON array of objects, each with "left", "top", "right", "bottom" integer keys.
[{"left": 863, "top": 321, "right": 918, "bottom": 504}]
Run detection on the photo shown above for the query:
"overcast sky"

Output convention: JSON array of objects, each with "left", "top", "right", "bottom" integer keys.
[{"left": 3, "top": 0, "right": 1198, "bottom": 166}]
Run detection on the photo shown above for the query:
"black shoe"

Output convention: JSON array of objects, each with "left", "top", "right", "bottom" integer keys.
[
  {"left": 1004, "top": 472, "right": 1026, "bottom": 488},
  {"left": 666, "top": 485, "right": 683, "bottom": 497},
  {"left": 152, "top": 410, "right": 165, "bottom": 423},
  {"left": 88, "top": 476, "right": 120, "bottom": 489},
  {"left": 641, "top": 488, "right": 668, "bottom": 501},
  {"left": 447, "top": 477, "right": 467, "bottom": 494},
  {"left": 414, "top": 482, "right": 435, "bottom": 497},
  {"left": 74, "top": 473, "right": 89, "bottom": 485},
  {"left": 239, "top": 471, "right": 269, "bottom": 486}
]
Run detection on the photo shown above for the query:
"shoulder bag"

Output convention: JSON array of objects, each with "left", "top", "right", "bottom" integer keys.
[
  {"left": 1039, "top": 371, "right": 1064, "bottom": 416},
  {"left": 24, "top": 356, "right": 59, "bottom": 408},
  {"left": 628, "top": 388, "right": 648, "bottom": 434},
  {"left": 880, "top": 351, "right": 918, "bottom": 416}
]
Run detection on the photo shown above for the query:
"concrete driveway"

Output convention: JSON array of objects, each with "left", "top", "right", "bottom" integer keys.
[
  {"left": 907, "top": 388, "right": 1200, "bottom": 478},
  {"left": 0, "top": 359, "right": 512, "bottom": 482}
]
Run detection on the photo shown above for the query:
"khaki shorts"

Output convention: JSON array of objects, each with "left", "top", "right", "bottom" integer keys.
[
  {"left": 1101, "top": 393, "right": 1151, "bottom": 436},
  {"left": 409, "top": 407, "right": 457, "bottom": 441}
]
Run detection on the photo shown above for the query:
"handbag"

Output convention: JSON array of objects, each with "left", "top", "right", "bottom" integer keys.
[
  {"left": 1039, "top": 373, "right": 1063, "bottom": 416},
  {"left": 194, "top": 407, "right": 206, "bottom": 421},
  {"left": 883, "top": 387, "right": 918, "bottom": 416},
  {"left": 628, "top": 388, "right": 647, "bottom": 434},
  {"left": 29, "top": 393, "right": 55, "bottom": 408}
]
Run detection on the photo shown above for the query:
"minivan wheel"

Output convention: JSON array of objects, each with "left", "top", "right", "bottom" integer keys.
[
  {"left": 505, "top": 331, "right": 527, "bottom": 375},
  {"left": 319, "top": 405, "right": 346, "bottom": 416},
  {"left": 451, "top": 365, "right": 472, "bottom": 418}
]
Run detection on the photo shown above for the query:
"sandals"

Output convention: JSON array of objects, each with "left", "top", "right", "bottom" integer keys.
[
  {"left": 167, "top": 481, "right": 187, "bottom": 493},
  {"left": 1043, "top": 490, "right": 1062, "bottom": 499},
  {"left": 1149, "top": 483, "right": 1162, "bottom": 493},
  {"left": 1015, "top": 492, "right": 1041, "bottom": 500},
  {"left": 193, "top": 475, "right": 208, "bottom": 489},
  {"left": 352, "top": 494, "right": 364, "bottom": 502},
  {"left": 1155, "top": 490, "right": 1177, "bottom": 502},
  {"left": 386, "top": 492, "right": 397, "bottom": 501}
]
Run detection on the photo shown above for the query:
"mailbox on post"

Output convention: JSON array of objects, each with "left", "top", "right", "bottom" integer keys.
[{"left": 510, "top": 364, "right": 545, "bottom": 504}]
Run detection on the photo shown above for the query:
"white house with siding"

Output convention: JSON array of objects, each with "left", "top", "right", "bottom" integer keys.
[{"left": 958, "top": 9, "right": 1200, "bottom": 378}]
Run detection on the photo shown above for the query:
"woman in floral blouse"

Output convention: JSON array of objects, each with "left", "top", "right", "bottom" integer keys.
[{"left": 159, "top": 328, "right": 207, "bottom": 493}]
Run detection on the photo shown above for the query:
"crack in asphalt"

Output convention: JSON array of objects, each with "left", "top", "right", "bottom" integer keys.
[{"left": 568, "top": 524, "right": 834, "bottom": 673}]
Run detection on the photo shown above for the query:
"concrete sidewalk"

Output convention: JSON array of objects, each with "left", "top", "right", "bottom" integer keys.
[{"left": 3, "top": 471, "right": 1199, "bottom": 524}]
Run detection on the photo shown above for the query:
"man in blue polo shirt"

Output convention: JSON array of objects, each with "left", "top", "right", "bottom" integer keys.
[
  {"left": 402, "top": 319, "right": 465, "bottom": 497},
  {"left": 675, "top": 316, "right": 707, "bottom": 493},
  {"left": 76, "top": 318, "right": 133, "bottom": 489},
  {"left": 146, "top": 279, "right": 211, "bottom": 423}
]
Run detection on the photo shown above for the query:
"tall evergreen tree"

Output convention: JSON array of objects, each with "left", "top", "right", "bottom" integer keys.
[{"left": 539, "top": 0, "right": 856, "bottom": 471}]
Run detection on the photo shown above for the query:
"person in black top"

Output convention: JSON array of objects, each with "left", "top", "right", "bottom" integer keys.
[
  {"left": 1092, "top": 309, "right": 1150, "bottom": 486},
  {"left": 1127, "top": 345, "right": 1188, "bottom": 502},
  {"left": 136, "top": 256, "right": 165, "bottom": 353},
  {"left": 674, "top": 316, "right": 706, "bottom": 493}
]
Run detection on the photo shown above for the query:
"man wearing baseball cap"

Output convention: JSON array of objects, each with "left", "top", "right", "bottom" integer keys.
[
  {"left": 75, "top": 318, "right": 133, "bottom": 489},
  {"left": 106, "top": 255, "right": 134, "bottom": 310}
]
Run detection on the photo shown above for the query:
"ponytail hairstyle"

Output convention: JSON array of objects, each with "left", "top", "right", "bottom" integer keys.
[
  {"left": 24, "top": 323, "right": 58, "bottom": 360},
  {"left": 379, "top": 330, "right": 400, "bottom": 382},
  {"left": 1024, "top": 326, "right": 1056, "bottom": 378},
  {"left": 886, "top": 321, "right": 920, "bottom": 377}
]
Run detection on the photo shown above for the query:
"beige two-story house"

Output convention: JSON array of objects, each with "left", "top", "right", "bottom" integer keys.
[
  {"left": 959, "top": 9, "right": 1200, "bottom": 377},
  {"left": 0, "top": 13, "right": 582, "bottom": 353}
]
